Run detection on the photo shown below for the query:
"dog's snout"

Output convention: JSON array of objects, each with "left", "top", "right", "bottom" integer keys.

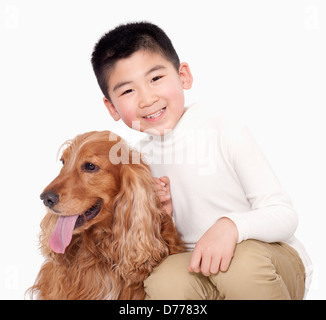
[{"left": 40, "top": 191, "right": 59, "bottom": 208}]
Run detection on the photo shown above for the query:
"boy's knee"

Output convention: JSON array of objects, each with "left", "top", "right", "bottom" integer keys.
[
  {"left": 144, "top": 252, "right": 216, "bottom": 300},
  {"left": 210, "top": 240, "right": 291, "bottom": 300}
]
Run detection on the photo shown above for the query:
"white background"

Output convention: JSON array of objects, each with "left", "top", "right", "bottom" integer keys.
[{"left": 0, "top": 0, "right": 325, "bottom": 299}]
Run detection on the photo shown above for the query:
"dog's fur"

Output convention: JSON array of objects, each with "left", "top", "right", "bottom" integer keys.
[{"left": 28, "top": 131, "right": 184, "bottom": 300}]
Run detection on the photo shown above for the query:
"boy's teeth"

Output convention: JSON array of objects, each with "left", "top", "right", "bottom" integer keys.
[{"left": 144, "top": 107, "right": 166, "bottom": 119}]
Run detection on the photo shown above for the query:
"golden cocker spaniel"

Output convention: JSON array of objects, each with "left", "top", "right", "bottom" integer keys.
[{"left": 29, "top": 131, "right": 184, "bottom": 299}]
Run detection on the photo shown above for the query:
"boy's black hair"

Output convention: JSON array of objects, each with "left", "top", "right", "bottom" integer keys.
[{"left": 91, "top": 21, "right": 180, "bottom": 101}]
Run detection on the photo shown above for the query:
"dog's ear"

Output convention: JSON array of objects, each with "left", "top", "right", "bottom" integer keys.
[{"left": 111, "top": 163, "right": 169, "bottom": 282}]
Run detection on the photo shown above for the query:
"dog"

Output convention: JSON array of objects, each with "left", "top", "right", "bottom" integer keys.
[{"left": 28, "top": 131, "right": 185, "bottom": 299}]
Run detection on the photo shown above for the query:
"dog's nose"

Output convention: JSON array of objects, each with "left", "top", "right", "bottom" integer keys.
[{"left": 40, "top": 191, "right": 59, "bottom": 208}]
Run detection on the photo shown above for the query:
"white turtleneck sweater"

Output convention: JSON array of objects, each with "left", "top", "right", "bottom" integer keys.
[{"left": 137, "top": 103, "right": 312, "bottom": 293}]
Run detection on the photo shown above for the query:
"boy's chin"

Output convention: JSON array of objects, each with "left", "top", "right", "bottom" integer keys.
[
  {"left": 142, "top": 126, "right": 173, "bottom": 136},
  {"left": 131, "top": 121, "right": 172, "bottom": 136}
]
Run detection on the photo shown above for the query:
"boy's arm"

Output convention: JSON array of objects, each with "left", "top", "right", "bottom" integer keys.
[
  {"left": 189, "top": 123, "right": 298, "bottom": 276},
  {"left": 222, "top": 125, "right": 298, "bottom": 243}
]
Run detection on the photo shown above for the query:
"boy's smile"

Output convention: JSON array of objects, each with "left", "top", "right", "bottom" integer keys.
[{"left": 103, "top": 50, "right": 193, "bottom": 135}]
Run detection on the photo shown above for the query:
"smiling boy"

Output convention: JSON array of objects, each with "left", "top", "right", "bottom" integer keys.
[
  {"left": 91, "top": 22, "right": 312, "bottom": 299},
  {"left": 104, "top": 50, "right": 192, "bottom": 136}
]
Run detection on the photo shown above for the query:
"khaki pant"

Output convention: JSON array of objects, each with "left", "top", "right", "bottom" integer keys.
[{"left": 144, "top": 240, "right": 306, "bottom": 300}]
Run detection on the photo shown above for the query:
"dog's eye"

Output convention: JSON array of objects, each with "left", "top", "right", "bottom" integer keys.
[
  {"left": 60, "top": 158, "right": 64, "bottom": 165},
  {"left": 83, "top": 162, "right": 99, "bottom": 172}
]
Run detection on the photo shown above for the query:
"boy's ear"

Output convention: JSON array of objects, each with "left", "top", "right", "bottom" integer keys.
[
  {"left": 179, "top": 62, "right": 193, "bottom": 90},
  {"left": 103, "top": 97, "right": 121, "bottom": 121}
]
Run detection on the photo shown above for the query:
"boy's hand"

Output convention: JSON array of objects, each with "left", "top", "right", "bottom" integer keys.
[
  {"left": 153, "top": 176, "right": 173, "bottom": 217},
  {"left": 188, "top": 218, "right": 238, "bottom": 276}
]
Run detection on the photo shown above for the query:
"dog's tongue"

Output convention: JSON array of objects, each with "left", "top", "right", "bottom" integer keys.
[{"left": 49, "top": 215, "right": 79, "bottom": 254}]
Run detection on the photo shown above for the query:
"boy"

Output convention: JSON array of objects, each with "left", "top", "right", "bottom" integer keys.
[{"left": 91, "top": 22, "right": 312, "bottom": 299}]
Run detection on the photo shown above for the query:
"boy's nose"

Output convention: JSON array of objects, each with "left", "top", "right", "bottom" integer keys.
[{"left": 139, "top": 89, "right": 159, "bottom": 109}]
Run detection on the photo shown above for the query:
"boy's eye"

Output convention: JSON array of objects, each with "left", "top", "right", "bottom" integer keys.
[
  {"left": 121, "top": 89, "right": 133, "bottom": 96},
  {"left": 151, "top": 76, "right": 163, "bottom": 82}
]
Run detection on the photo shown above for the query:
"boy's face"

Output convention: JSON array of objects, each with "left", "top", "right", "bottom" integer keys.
[{"left": 103, "top": 50, "right": 193, "bottom": 135}]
